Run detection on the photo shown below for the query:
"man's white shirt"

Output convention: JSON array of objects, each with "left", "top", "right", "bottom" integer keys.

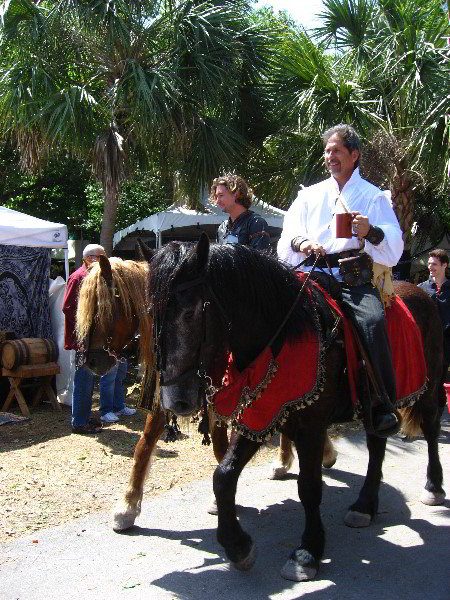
[{"left": 277, "top": 168, "right": 404, "bottom": 272}]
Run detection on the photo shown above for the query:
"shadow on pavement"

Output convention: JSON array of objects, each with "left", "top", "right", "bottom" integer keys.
[{"left": 120, "top": 466, "right": 449, "bottom": 600}]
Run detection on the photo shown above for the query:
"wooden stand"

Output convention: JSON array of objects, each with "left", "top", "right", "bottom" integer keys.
[{"left": 1, "top": 362, "right": 61, "bottom": 417}]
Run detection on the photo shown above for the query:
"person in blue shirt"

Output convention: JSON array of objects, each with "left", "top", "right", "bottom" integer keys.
[{"left": 213, "top": 174, "right": 270, "bottom": 251}]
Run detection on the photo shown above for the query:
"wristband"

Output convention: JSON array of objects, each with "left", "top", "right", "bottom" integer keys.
[
  {"left": 364, "top": 225, "right": 385, "bottom": 246},
  {"left": 291, "top": 236, "right": 308, "bottom": 252}
]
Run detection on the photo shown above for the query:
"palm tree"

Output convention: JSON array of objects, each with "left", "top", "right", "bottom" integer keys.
[
  {"left": 251, "top": 0, "right": 449, "bottom": 250},
  {"left": 0, "top": 0, "right": 273, "bottom": 254}
]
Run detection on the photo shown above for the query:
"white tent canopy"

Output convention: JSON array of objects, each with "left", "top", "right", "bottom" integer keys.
[
  {"left": 0, "top": 206, "right": 68, "bottom": 248},
  {"left": 113, "top": 201, "right": 286, "bottom": 250}
]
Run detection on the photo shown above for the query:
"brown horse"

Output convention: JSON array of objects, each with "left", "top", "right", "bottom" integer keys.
[
  {"left": 76, "top": 255, "right": 167, "bottom": 529},
  {"left": 77, "top": 253, "right": 339, "bottom": 529},
  {"left": 76, "top": 254, "right": 269, "bottom": 527},
  {"left": 147, "top": 233, "right": 446, "bottom": 581}
]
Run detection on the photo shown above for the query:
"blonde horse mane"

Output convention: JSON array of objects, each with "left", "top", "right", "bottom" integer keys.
[{"left": 76, "top": 258, "right": 152, "bottom": 365}]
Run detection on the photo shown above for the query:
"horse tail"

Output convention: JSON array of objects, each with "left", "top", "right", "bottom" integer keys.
[{"left": 398, "top": 404, "right": 423, "bottom": 438}]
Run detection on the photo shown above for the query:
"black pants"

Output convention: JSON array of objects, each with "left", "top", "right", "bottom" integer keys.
[{"left": 340, "top": 282, "right": 396, "bottom": 406}]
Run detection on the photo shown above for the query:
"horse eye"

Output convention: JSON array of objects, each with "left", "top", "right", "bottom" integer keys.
[{"left": 184, "top": 309, "right": 195, "bottom": 320}]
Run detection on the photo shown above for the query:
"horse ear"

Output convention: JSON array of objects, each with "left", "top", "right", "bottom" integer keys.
[
  {"left": 195, "top": 232, "right": 210, "bottom": 272},
  {"left": 136, "top": 238, "right": 154, "bottom": 262},
  {"left": 98, "top": 254, "right": 113, "bottom": 287}
]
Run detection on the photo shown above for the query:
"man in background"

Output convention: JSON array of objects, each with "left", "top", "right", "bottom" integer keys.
[
  {"left": 62, "top": 244, "right": 136, "bottom": 434},
  {"left": 418, "top": 249, "right": 450, "bottom": 383},
  {"left": 213, "top": 174, "right": 270, "bottom": 251}
]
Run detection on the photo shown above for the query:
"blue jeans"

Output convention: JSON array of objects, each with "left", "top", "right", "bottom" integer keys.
[
  {"left": 99, "top": 359, "right": 128, "bottom": 416},
  {"left": 71, "top": 360, "right": 128, "bottom": 426},
  {"left": 72, "top": 364, "right": 95, "bottom": 427}
]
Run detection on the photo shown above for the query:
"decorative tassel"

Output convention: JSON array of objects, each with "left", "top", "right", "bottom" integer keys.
[
  {"left": 198, "top": 396, "right": 211, "bottom": 445},
  {"left": 164, "top": 414, "right": 180, "bottom": 443}
]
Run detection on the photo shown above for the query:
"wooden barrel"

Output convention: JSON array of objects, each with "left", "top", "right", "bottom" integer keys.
[{"left": 1, "top": 338, "right": 58, "bottom": 370}]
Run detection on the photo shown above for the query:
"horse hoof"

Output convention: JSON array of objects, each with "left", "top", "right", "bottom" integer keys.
[
  {"left": 344, "top": 510, "right": 372, "bottom": 528},
  {"left": 267, "top": 461, "right": 290, "bottom": 480},
  {"left": 233, "top": 543, "right": 257, "bottom": 571},
  {"left": 207, "top": 496, "right": 218, "bottom": 515},
  {"left": 322, "top": 447, "right": 337, "bottom": 469},
  {"left": 280, "top": 549, "right": 318, "bottom": 581},
  {"left": 112, "top": 503, "right": 138, "bottom": 531},
  {"left": 420, "top": 489, "right": 446, "bottom": 506}
]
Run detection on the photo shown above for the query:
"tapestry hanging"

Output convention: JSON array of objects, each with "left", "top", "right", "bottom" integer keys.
[{"left": 0, "top": 244, "right": 52, "bottom": 339}]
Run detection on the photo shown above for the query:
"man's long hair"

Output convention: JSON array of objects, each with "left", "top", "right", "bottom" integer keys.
[{"left": 210, "top": 173, "right": 253, "bottom": 209}]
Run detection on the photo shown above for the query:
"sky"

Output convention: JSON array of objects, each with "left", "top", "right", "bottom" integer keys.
[{"left": 252, "top": 0, "right": 326, "bottom": 29}]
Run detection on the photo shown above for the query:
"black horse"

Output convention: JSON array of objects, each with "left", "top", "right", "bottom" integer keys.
[{"left": 144, "top": 233, "right": 445, "bottom": 581}]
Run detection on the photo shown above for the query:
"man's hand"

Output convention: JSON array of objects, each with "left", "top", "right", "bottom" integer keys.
[
  {"left": 299, "top": 240, "right": 325, "bottom": 256},
  {"left": 351, "top": 211, "right": 370, "bottom": 238}
]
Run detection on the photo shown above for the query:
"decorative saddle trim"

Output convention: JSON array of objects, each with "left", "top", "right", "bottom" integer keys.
[{"left": 210, "top": 305, "right": 326, "bottom": 442}]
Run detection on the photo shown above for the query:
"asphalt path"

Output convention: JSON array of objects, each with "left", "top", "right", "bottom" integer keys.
[{"left": 2, "top": 414, "right": 449, "bottom": 600}]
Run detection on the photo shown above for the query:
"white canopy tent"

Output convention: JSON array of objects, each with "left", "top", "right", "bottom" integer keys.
[
  {"left": 0, "top": 206, "right": 69, "bottom": 278},
  {"left": 113, "top": 201, "right": 286, "bottom": 252},
  {"left": 0, "top": 206, "right": 68, "bottom": 247}
]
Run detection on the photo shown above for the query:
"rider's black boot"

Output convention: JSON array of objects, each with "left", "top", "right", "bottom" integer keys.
[
  {"left": 371, "top": 405, "right": 399, "bottom": 438},
  {"left": 359, "top": 360, "right": 400, "bottom": 438}
]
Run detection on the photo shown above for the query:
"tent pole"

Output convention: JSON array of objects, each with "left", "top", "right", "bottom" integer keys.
[
  {"left": 157, "top": 231, "right": 162, "bottom": 249},
  {"left": 64, "top": 248, "right": 69, "bottom": 282}
]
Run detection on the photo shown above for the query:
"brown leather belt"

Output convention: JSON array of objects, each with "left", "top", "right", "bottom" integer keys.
[{"left": 304, "top": 250, "right": 361, "bottom": 269}]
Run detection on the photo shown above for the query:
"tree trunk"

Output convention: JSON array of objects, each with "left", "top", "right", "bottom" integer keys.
[
  {"left": 390, "top": 161, "right": 414, "bottom": 250},
  {"left": 100, "top": 187, "right": 120, "bottom": 257}
]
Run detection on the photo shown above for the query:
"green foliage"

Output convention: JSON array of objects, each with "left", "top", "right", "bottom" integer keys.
[
  {"left": 0, "top": 142, "right": 93, "bottom": 237},
  {"left": 0, "top": 0, "right": 281, "bottom": 253},
  {"left": 84, "top": 171, "right": 170, "bottom": 235},
  {"left": 0, "top": 141, "right": 168, "bottom": 240},
  {"left": 1, "top": 0, "right": 447, "bottom": 248}
]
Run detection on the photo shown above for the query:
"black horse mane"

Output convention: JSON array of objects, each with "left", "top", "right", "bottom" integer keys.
[{"left": 150, "top": 241, "right": 323, "bottom": 343}]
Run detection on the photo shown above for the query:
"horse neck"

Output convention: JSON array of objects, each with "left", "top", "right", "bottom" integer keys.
[
  {"left": 230, "top": 327, "right": 270, "bottom": 372},
  {"left": 209, "top": 269, "right": 310, "bottom": 371},
  {"left": 222, "top": 297, "right": 286, "bottom": 371}
]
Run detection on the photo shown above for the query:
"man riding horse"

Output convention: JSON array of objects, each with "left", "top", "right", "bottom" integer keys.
[{"left": 277, "top": 124, "right": 404, "bottom": 437}]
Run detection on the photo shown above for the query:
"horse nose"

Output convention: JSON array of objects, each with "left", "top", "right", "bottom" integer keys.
[{"left": 160, "top": 388, "right": 198, "bottom": 416}]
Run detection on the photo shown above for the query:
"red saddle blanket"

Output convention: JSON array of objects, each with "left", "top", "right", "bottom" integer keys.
[{"left": 211, "top": 289, "right": 427, "bottom": 441}]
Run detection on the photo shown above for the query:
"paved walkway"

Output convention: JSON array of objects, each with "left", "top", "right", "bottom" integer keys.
[{"left": 2, "top": 415, "right": 449, "bottom": 600}]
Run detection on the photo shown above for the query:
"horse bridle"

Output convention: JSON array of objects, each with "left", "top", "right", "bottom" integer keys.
[
  {"left": 157, "top": 276, "right": 231, "bottom": 400},
  {"left": 102, "top": 286, "right": 139, "bottom": 362},
  {"left": 80, "top": 283, "right": 139, "bottom": 366}
]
